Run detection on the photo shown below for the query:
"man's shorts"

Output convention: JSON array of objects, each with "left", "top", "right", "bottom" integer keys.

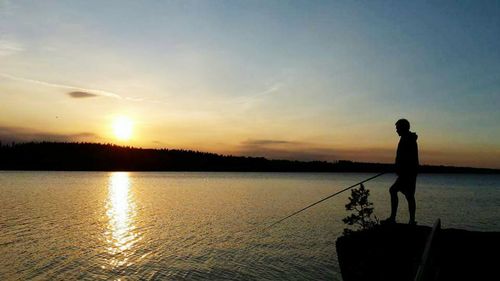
[{"left": 390, "top": 174, "right": 417, "bottom": 196}]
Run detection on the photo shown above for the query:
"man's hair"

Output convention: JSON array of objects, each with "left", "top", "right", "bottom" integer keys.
[{"left": 396, "top": 118, "right": 410, "bottom": 131}]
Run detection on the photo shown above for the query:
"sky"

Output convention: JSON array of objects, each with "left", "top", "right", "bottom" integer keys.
[{"left": 0, "top": 0, "right": 499, "bottom": 168}]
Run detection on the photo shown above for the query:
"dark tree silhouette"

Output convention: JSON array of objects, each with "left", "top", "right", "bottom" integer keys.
[
  {"left": 343, "top": 183, "right": 379, "bottom": 235},
  {"left": 0, "top": 141, "right": 497, "bottom": 173}
]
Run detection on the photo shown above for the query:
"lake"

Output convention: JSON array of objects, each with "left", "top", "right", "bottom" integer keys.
[{"left": 1, "top": 172, "right": 499, "bottom": 280}]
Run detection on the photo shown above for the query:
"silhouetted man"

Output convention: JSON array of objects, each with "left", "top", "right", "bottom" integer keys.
[{"left": 383, "top": 119, "right": 419, "bottom": 225}]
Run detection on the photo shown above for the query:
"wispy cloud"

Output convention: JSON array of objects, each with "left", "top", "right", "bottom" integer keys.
[
  {"left": 241, "top": 139, "right": 297, "bottom": 146},
  {"left": 0, "top": 40, "right": 23, "bottom": 57},
  {"left": 0, "top": 73, "right": 122, "bottom": 99},
  {"left": 67, "top": 91, "right": 98, "bottom": 98},
  {"left": 230, "top": 82, "right": 284, "bottom": 105},
  {"left": 239, "top": 139, "right": 334, "bottom": 161},
  {"left": 238, "top": 138, "right": 395, "bottom": 163},
  {"left": 253, "top": 83, "right": 283, "bottom": 97},
  {"left": 0, "top": 72, "right": 174, "bottom": 105},
  {"left": 0, "top": 126, "right": 99, "bottom": 143}
]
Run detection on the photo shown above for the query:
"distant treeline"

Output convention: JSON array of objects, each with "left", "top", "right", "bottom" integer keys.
[{"left": 0, "top": 141, "right": 498, "bottom": 173}]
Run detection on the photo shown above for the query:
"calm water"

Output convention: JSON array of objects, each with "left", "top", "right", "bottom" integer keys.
[{"left": 1, "top": 172, "right": 499, "bottom": 280}]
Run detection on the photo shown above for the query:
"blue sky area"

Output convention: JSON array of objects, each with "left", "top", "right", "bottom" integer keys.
[{"left": 0, "top": 1, "right": 499, "bottom": 168}]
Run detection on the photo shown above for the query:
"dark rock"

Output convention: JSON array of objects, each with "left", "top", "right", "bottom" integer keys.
[{"left": 336, "top": 223, "right": 500, "bottom": 281}]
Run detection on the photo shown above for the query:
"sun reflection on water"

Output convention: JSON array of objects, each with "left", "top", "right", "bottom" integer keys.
[{"left": 105, "top": 172, "right": 139, "bottom": 267}]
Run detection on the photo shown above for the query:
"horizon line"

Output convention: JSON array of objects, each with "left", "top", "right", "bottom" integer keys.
[{"left": 2, "top": 140, "right": 499, "bottom": 171}]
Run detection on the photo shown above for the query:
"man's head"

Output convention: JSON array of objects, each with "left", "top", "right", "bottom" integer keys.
[{"left": 395, "top": 119, "right": 410, "bottom": 136}]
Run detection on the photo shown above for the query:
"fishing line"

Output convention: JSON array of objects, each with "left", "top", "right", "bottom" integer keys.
[
  {"left": 263, "top": 172, "right": 386, "bottom": 230},
  {"left": 181, "top": 172, "right": 387, "bottom": 265}
]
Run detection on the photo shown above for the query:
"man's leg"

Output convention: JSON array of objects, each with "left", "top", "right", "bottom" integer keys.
[
  {"left": 405, "top": 175, "right": 417, "bottom": 224},
  {"left": 382, "top": 179, "right": 401, "bottom": 224},
  {"left": 406, "top": 193, "right": 416, "bottom": 224},
  {"left": 389, "top": 182, "right": 399, "bottom": 220}
]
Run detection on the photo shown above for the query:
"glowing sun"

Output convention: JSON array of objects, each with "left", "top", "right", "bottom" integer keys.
[{"left": 112, "top": 116, "right": 133, "bottom": 140}]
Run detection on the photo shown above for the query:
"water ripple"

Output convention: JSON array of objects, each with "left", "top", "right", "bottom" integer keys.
[{"left": 1, "top": 172, "right": 499, "bottom": 280}]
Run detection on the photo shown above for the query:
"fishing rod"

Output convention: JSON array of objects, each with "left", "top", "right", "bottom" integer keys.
[{"left": 264, "top": 172, "right": 386, "bottom": 230}]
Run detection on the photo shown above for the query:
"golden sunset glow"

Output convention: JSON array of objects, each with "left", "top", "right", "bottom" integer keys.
[
  {"left": 0, "top": 1, "right": 498, "bottom": 169},
  {"left": 112, "top": 116, "right": 133, "bottom": 141},
  {"left": 105, "top": 172, "right": 139, "bottom": 267}
]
